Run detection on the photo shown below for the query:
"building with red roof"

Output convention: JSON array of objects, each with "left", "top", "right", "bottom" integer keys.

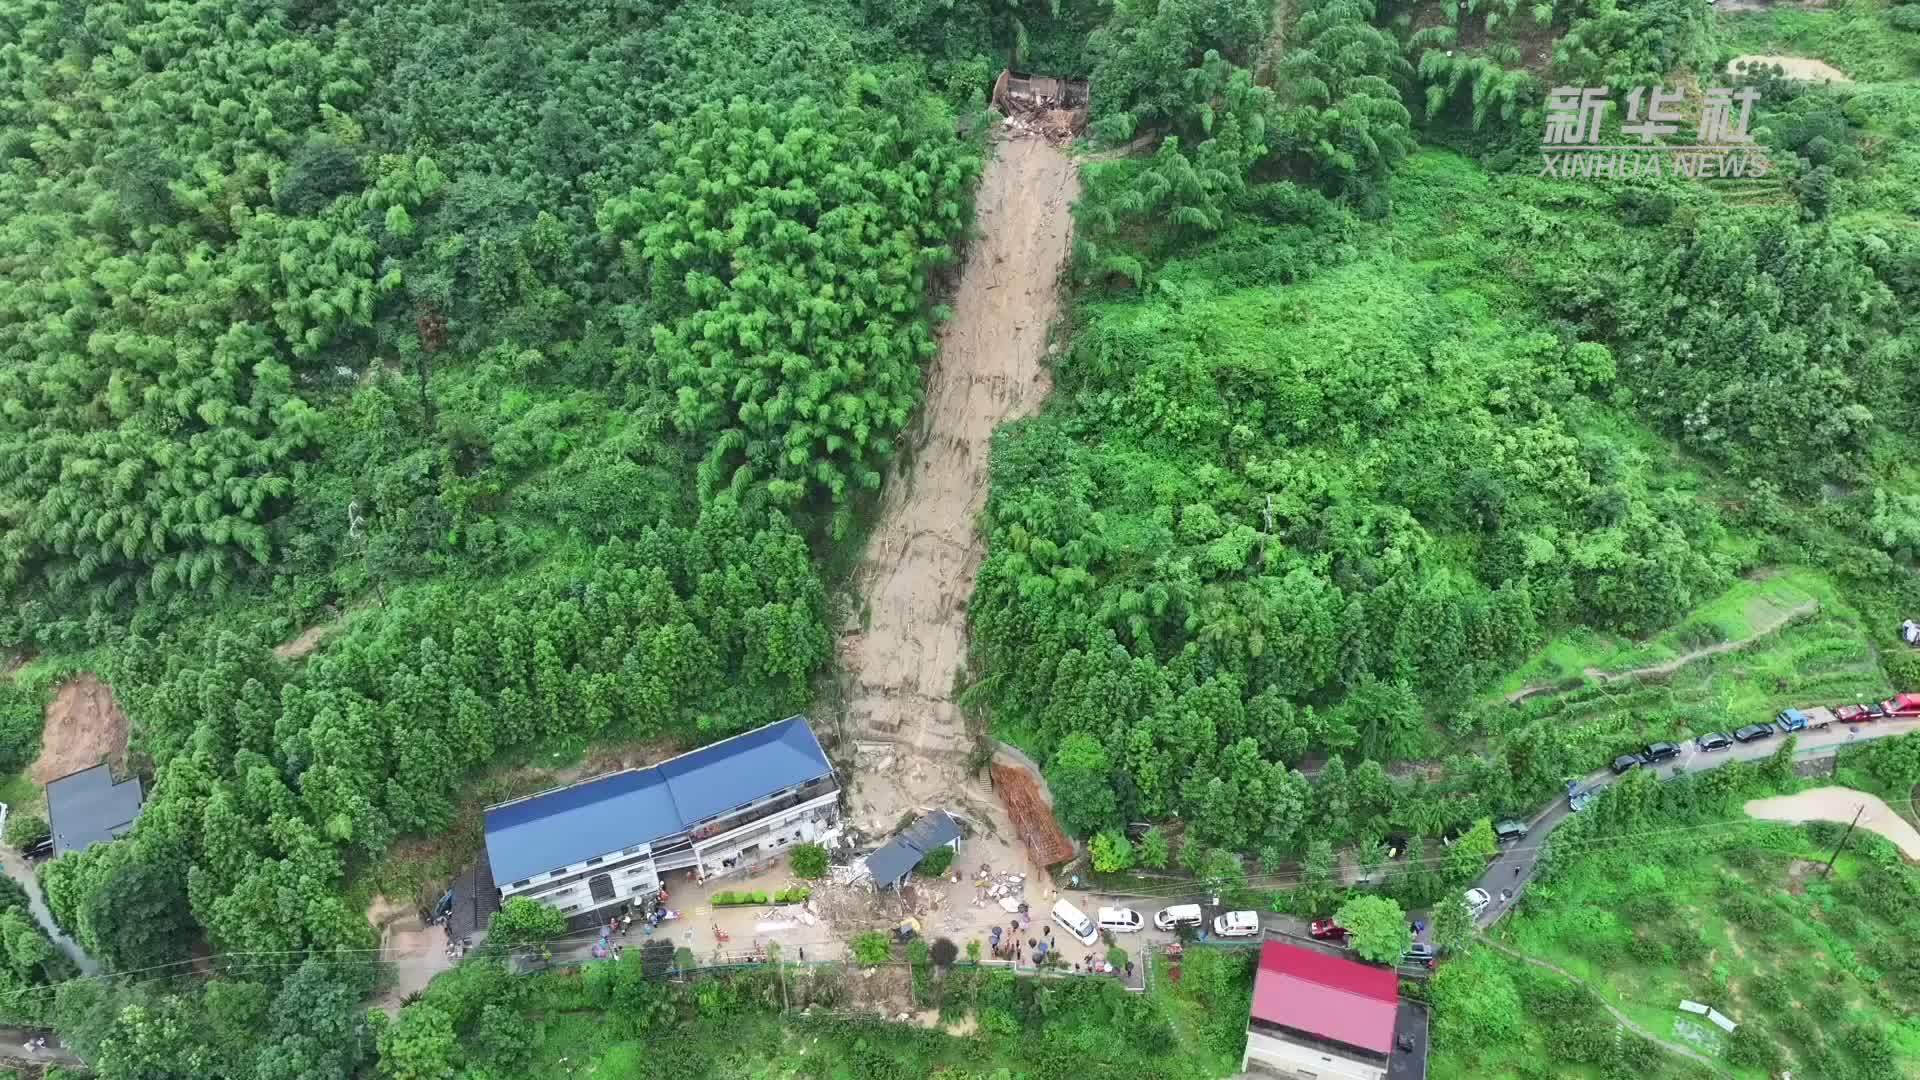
[{"left": 1242, "top": 940, "right": 1427, "bottom": 1080}]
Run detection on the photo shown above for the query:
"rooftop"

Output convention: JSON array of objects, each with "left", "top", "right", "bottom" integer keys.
[
  {"left": 864, "top": 810, "right": 963, "bottom": 887},
  {"left": 484, "top": 715, "right": 834, "bottom": 886},
  {"left": 1250, "top": 940, "right": 1400, "bottom": 1056},
  {"left": 45, "top": 764, "right": 144, "bottom": 857}
]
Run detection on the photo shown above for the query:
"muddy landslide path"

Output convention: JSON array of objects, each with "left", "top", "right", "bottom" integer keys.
[{"left": 839, "top": 133, "right": 1078, "bottom": 832}]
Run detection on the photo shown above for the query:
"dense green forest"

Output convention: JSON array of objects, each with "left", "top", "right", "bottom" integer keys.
[{"left": 1, "top": 0, "right": 1919, "bottom": 1070}]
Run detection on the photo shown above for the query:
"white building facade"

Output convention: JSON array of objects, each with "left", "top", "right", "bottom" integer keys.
[{"left": 484, "top": 716, "right": 840, "bottom": 924}]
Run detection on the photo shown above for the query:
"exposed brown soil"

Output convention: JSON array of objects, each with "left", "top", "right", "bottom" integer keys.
[
  {"left": 29, "top": 674, "right": 129, "bottom": 785},
  {"left": 839, "top": 131, "right": 1078, "bottom": 836},
  {"left": 1727, "top": 54, "right": 1850, "bottom": 83},
  {"left": 273, "top": 604, "right": 375, "bottom": 660},
  {"left": 1746, "top": 787, "right": 1920, "bottom": 859}
]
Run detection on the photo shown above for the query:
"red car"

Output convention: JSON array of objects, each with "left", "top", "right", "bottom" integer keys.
[
  {"left": 1309, "top": 919, "right": 1350, "bottom": 943},
  {"left": 1835, "top": 703, "right": 1887, "bottom": 724},
  {"left": 1878, "top": 694, "right": 1920, "bottom": 718}
]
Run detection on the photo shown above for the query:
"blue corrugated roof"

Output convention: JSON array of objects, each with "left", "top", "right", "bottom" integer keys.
[
  {"left": 865, "top": 810, "right": 963, "bottom": 888},
  {"left": 483, "top": 716, "right": 834, "bottom": 887},
  {"left": 46, "top": 764, "right": 143, "bottom": 857},
  {"left": 657, "top": 717, "right": 833, "bottom": 825}
]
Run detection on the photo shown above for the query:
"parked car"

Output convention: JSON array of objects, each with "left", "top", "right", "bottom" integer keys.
[
  {"left": 1213, "top": 910, "right": 1261, "bottom": 939},
  {"left": 1097, "top": 907, "right": 1145, "bottom": 934},
  {"left": 1611, "top": 752, "right": 1647, "bottom": 775},
  {"left": 1645, "top": 741, "right": 1680, "bottom": 763},
  {"left": 1775, "top": 708, "right": 1808, "bottom": 733},
  {"left": 1878, "top": 693, "right": 1920, "bottom": 718},
  {"left": 1309, "top": 918, "right": 1350, "bottom": 943},
  {"left": 1464, "top": 888, "right": 1492, "bottom": 916},
  {"left": 1403, "top": 942, "right": 1438, "bottom": 968},
  {"left": 1697, "top": 731, "right": 1733, "bottom": 752},
  {"left": 1733, "top": 723, "right": 1774, "bottom": 744},
  {"left": 1154, "top": 904, "right": 1204, "bottom": 931},
  {"left": 1494, "top": 820, "right": 1529, "bottom": 843},
  {"left": 1566, "top": 780, "right": 1593, "bottom": 812},
  {"left": 1835, "top": 703, "right": 1888, "bottom": 724}
]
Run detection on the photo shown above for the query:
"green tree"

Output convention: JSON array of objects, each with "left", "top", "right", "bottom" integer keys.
[
  {"left": 1431, "top": 892, "right": 1475, "bottom": 955},
  {"left": 3, "top": 812, "right": 48, "bottom": 851},
  {"left": 1444, "top": 819, "right": 1499, "bottom": 884},
  {"left": 1047, "top": 733, "right": 1120, "bottom": 836},
  {"left": 487, "top": 898, "right": 566, "bottom": 949},
  {"left": 1334, "top": 895, "right": 1411, "bottom": 965}
]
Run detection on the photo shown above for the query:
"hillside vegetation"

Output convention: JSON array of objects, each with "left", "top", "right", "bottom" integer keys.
[{"left": 0, "top": 0, "right": 1918, "bottom": 1073}]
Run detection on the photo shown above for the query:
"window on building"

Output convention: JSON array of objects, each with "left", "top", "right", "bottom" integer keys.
[
  {"left": 547, "top": 867, "right": 566, "bottom": 878},
  {"left": 622, "top": 846, "right": 641, "bottom": 855},
  {"left": 586, "top": 857, "right": 603, "bottom": 866},
  {"left": 562, "top": 904, "right": 580, "bottom": 914},
  {"left": 512, "top": 879, "right": 531, "bottom": 888}
]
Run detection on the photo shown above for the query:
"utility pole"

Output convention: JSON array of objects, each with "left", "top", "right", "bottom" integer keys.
[{"left": 1822, "top": 805, "right": 1864, "bottom": 878}]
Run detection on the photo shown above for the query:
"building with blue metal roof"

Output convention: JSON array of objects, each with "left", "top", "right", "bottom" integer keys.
[{"left": 483, "top": 715, "right": 839, "bottom": 925}]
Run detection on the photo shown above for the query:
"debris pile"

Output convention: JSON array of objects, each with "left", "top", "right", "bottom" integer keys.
[
  {"left": 989, "top": 759, "right": 1074, "bottom": 867},
  {"left": 990, "top": 70, "right": 1089, "bottom": 144}
]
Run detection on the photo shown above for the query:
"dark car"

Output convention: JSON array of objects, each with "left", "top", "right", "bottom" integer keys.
[
  {"left": 1733, "top": 723, "right": 1774, "bottom": 744},
  {"left": 1697, "top": 731, "right": 1733, "bottom": 752},
  {"left": 1611, "top": 752, "right": 1648, "bottom": 775},
  {"left": 1645, "top": 742, "right": 1680, "bottom": 763},
  {"left": 1402, "top": 943, "right": 1438, "bottom": 968},
  {"left": 1494, "top": 820, "right": 1529, "bottom": 843}
]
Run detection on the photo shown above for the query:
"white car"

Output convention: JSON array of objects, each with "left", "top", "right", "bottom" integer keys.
[
  {"left": 1213, "top": 910, "right": 1261, "bottom": 938},
  {"left": 1464, "top": 887, "right": 1492, "bottom": 916},
  {"left": 1154, "top": 903, "right": 1204, "bottom": 931},
  {"left": 1098, "top": 907, "right": 1145, "bottom": 933}
]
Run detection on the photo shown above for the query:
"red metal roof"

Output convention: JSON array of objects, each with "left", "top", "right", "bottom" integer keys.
[{"left": 1250, "top": 940, "right": 1400, "bottom": 1055}]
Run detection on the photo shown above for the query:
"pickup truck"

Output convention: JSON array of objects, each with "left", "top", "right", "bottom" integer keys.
[{"left": 1777, "top": 707, "right": 1836, "bottom": 732}]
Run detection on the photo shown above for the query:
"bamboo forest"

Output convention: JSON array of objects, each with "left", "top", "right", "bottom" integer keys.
[{"left": 0, "top": 0, "right": 1918, "bottom": 1074}]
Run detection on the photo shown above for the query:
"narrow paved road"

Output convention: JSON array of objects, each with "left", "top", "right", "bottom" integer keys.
[
  {"left": 0, "top": 835, "right": 99, "bottom": 975},
  {"left": 1473, "top": 717, "right": 1920, "bottom": 928}
]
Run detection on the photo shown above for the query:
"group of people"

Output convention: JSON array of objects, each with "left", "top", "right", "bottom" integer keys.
[{"left": 987, "top": 922, "right": 1133, "bottom": 980}]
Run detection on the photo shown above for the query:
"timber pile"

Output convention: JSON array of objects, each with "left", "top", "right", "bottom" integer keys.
[{"left": 989, "top": 760, "right": 1073, "bottom": 867}]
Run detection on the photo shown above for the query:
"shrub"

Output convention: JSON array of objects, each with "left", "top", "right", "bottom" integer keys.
[
  {"left": 711, "top": 890, "right": 771, "bottom": 906},
  {"left": 789, "top": 843, "right": 828, "bottom": 879},
  {"left": 3, "top": 811, "right": 48, "bottom": 851},
  {"left": 852, "top": 931, "right": 891, "bottom": 966},
  {"left": 1137, "top": 828, "right": 1170, "bottom": 869},
  {"left": 1890, "top": 5, "right": 1920, "bottom": 30},
  {"left": 931, "top": 937, "right": 958, "bottom": 968},
  {"left": 488, "top": 897, "right": 567, "bottom": 947},
  {"left": 914, "top": 846, "right": 955, "bottom": 878},
  {"left": 1090, "top": 830, "right": 1134, "bottom": 872},
  {"left": 772, "top": 887, "right": 811, "bottom": 904}
]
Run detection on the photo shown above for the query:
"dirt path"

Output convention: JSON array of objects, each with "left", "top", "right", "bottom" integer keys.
[
  {"left": 1479, "top": 938, "right": 1731, "bottom": 1075},
  {"left": 273, "top": 607, "right": 360, "bottom": 660},
  {"left": 29, "top": 674, "right": 129, "bottom": 786},
  {"left": 838, "top": 132, "right": 1078, "bottom": 834},
  {"left": 1505, "top": 597, "right": 1817, "bottom": 703},
  {"left": 1745, "top": 787, "right": 1920, "bottom": 858}
]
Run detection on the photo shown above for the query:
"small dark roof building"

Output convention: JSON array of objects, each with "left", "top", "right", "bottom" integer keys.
[
  {"left": 483, "top": 715, "right": 835, "bottom": 887},
  {"left": 864, "top": 810, "right": 963, "bottom": 890},
  {"left": 1243, "top": 940, "right": 1426, "bottom": 1080},
  {"left": 45, "top": 764, "right": 144, "bottom": 857}
]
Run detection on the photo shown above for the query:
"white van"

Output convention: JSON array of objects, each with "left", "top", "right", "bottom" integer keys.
[
  {"left": 1051, "top": 899, "right": 1099, "bottom": 946},
  {"left": 1097, "top": 906, "right": 1145, "bottom": 934},
  {"left": 1154, "top": 904, "right": 1204, "bottom": 932}
]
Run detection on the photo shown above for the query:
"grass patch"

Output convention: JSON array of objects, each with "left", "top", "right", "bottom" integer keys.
[{"left": 1491, "top": 788, "right": 1920, "bottom": 1079}]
